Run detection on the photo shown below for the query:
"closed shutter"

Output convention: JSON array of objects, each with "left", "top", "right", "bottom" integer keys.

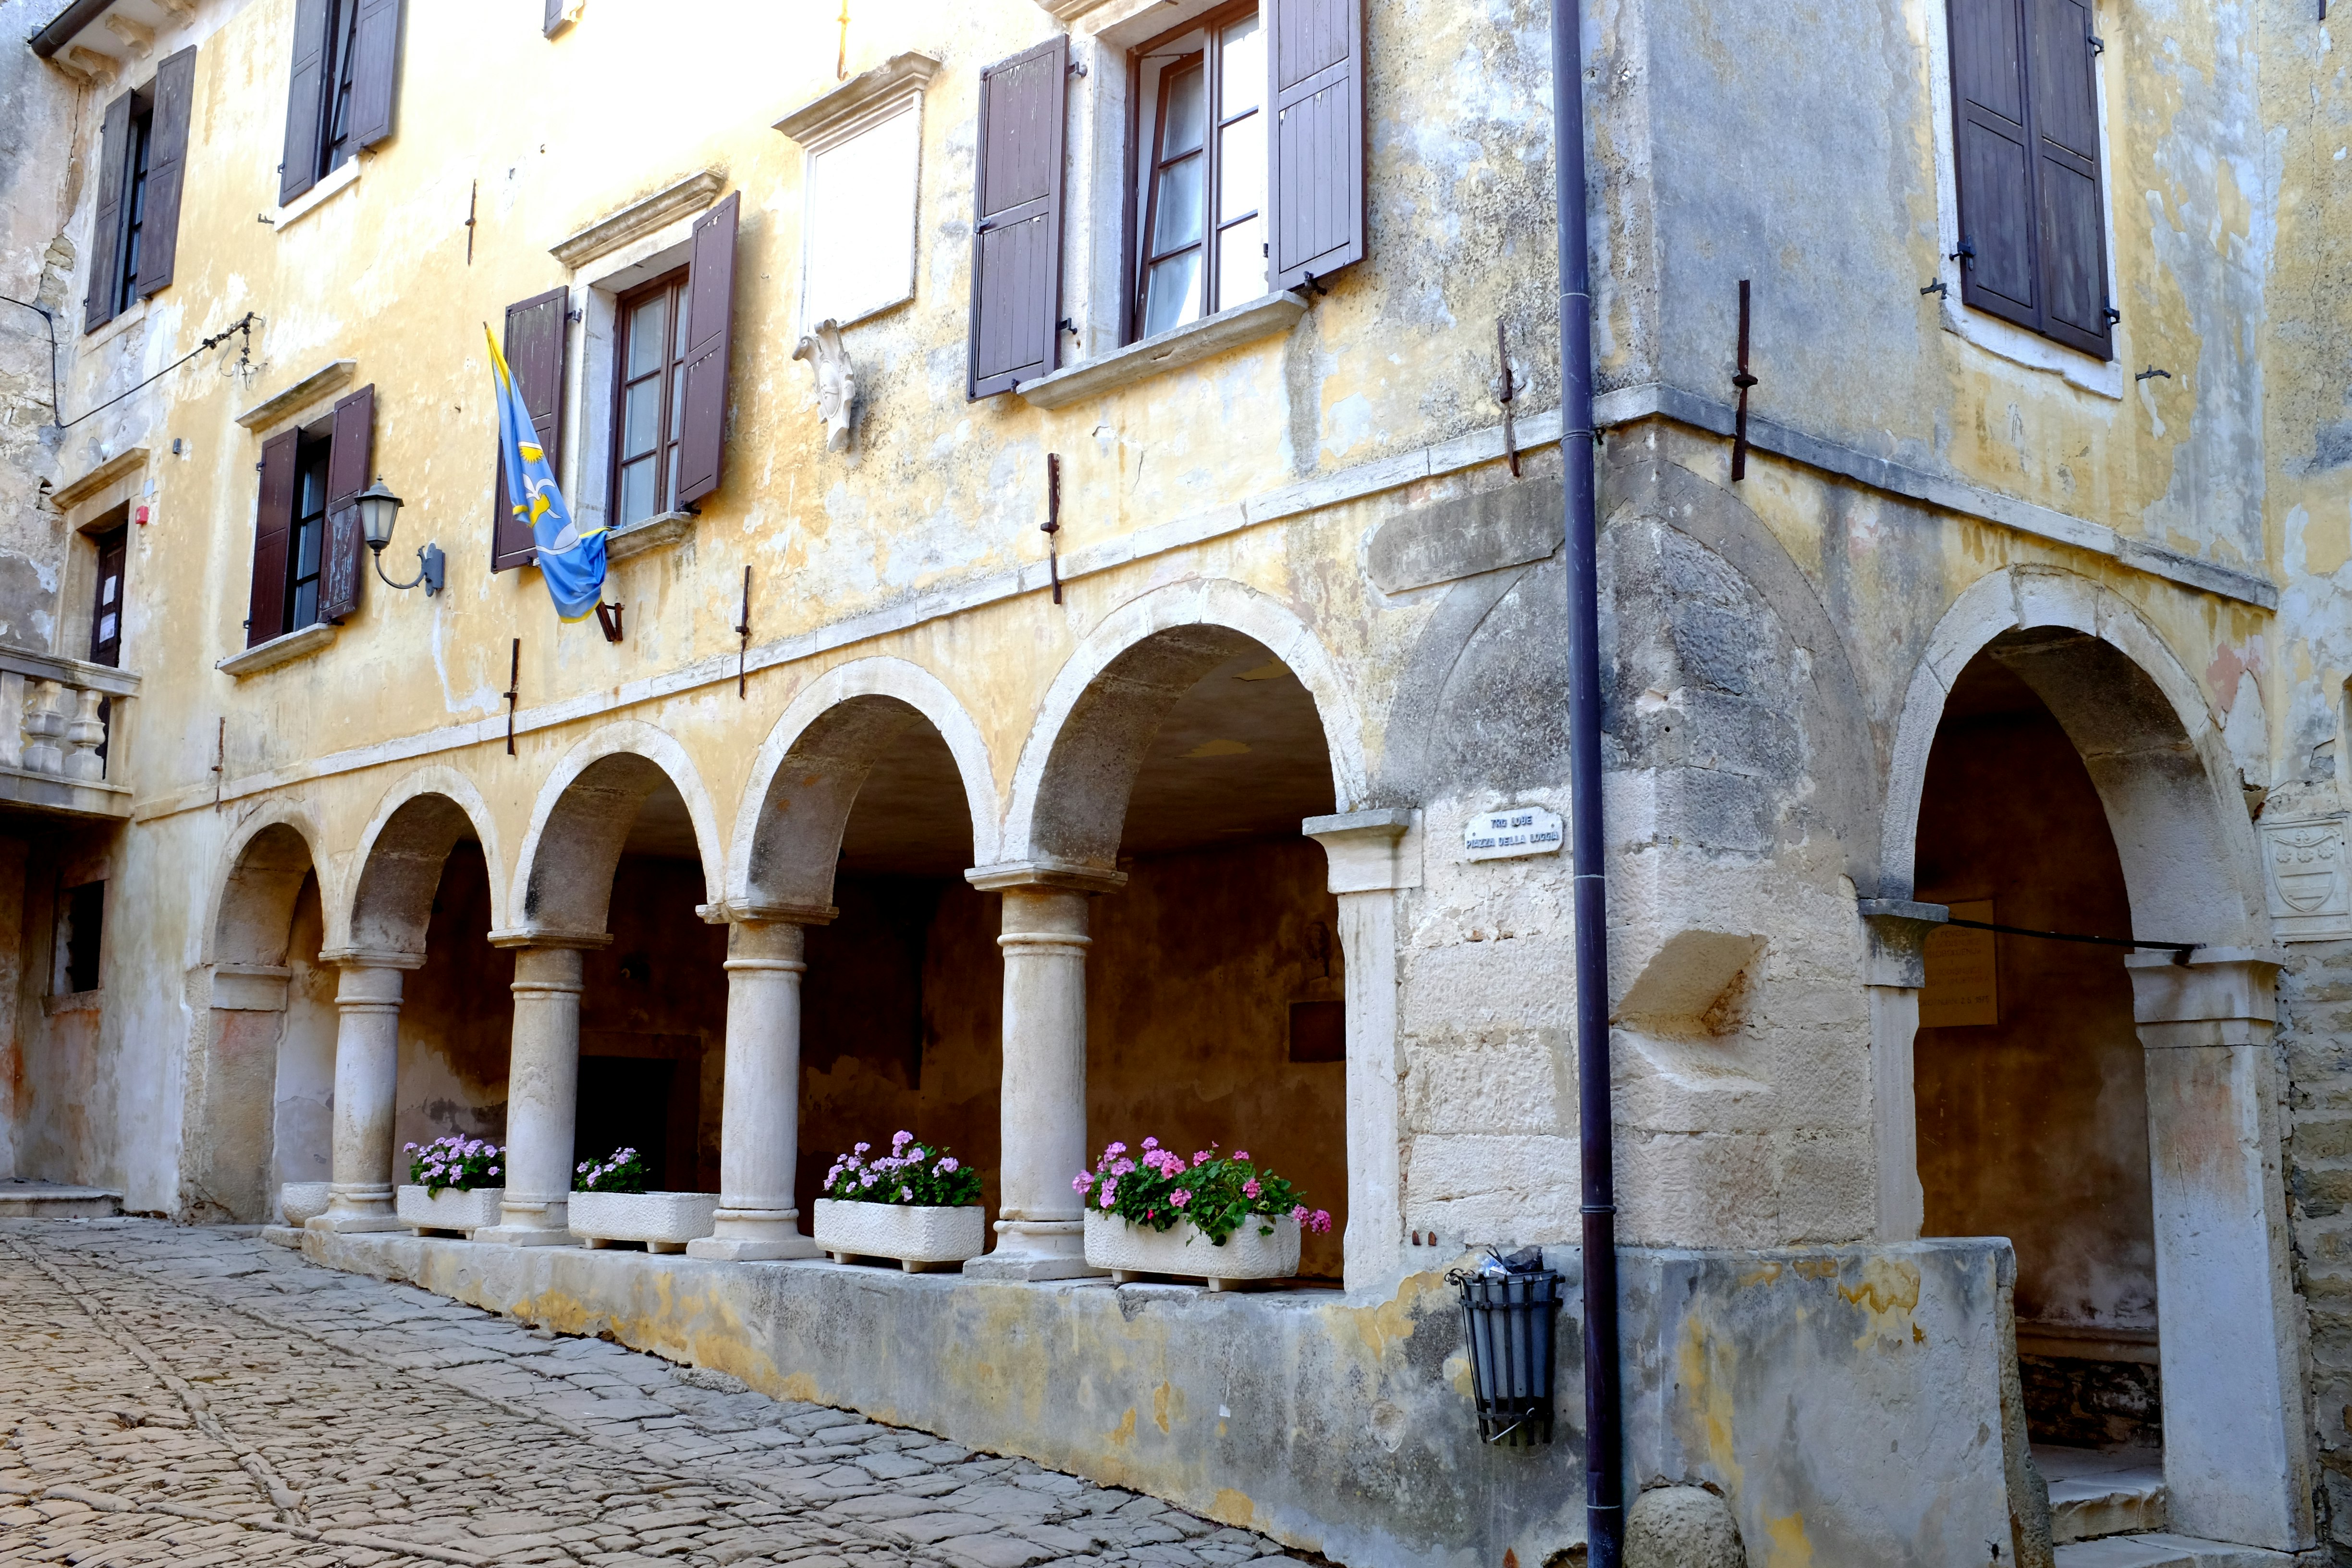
[
  {"left": 317, "top": 384, "right": 374, "bottom": 623},
  {"left": 493, "top": 288, "right": 568, "bottom": 571},
  {"left": 1948, "top": 0, "right": 2037, "bottom": 330},
  {"left": 83, "top": 91, "right": 132, "bottom": 333},
  {"left": 346, "top": 0, "right": 403, "bottom": 152},
  {"left": 247, "top": 428, "right": 300, "bottom": 647},
  {"left": 2026, "top": 0, "right": 2110, "bottom": 357},
  {"left": 544, "top": 0, "right": 570, "bottom": 37},
  {"left": 1266, "top": 0, "right": 1365, "bottom": 291},
  {"left": 280, "top": 0, "right": 331, "bottom": 204},
  {"left": 674, "top": 192, "right": 738, "bottom": 510},
  {"left": 967, "top": 37, "right": 1066, "bottom": 399},
  {"left": 136, "top": 46, "right": 197, "bottom": 299}
]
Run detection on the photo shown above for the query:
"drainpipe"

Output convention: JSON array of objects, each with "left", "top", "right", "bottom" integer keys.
[{"left": 1551, "top": 1, "right": 1622, "bottom": 1564}]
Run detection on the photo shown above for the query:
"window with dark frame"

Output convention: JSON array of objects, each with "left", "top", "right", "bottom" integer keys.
[
  {"left": 287, "top": 434, "right": 332, "bottom": 633},
  {"left": 1132, "top": 2, "right": 1266, "bottom": 341},
  {"left": 89, "top": 524, "right": 127, "bottom": 668},
  {"left": 611, "top": 269, "right": 691, "bottom": 531},
  {"left": 84, "top": 46, "right": 192, "bottom": 336},
  {"left": 57, "top": 881, "right": 105, "bottom": 997},
  {"left": 111, "top": 104, "right": 153, "bottom": 320},
  {"left": 280, "top": 0, "right": 401, "bottom": 207},
  {"left": 319, "top": 0, "right": 363, "bottom": 180}
]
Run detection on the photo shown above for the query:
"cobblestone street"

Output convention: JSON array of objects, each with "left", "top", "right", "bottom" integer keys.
[{"left": 0, "top": 1221, "right": 1305, "bottom": 1568}]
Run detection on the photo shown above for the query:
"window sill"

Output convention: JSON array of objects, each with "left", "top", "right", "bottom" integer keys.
[
  {"left": 273, "top": 159, "right": 361, "bottom": 233},
  {"left": 217, "top": 621, "right": 338, "bottom": 677},
  {"left": 604, "top": 511, "right": 694, "bottom": 563},
  {"left": 1017, "top": 290, "right": 1310, "bottom": 410},
  {"left": 43, "top": 989, "right": 102, "bottom": 1017},
  {"left": 83, "top": 294, "right": 150, "bottom": 352},
  {"left": 1938, "top": 296, "right": 2122, "bottom": 400}
]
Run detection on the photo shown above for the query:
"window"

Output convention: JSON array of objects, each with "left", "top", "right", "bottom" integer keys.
[
  {"left": 1135, "top": 5, "right": 1267, "bottom": 337},
  {"left": 612, "top": 270, "right": 690, "bottom": 531},
  {"left": 280, "top": 0, "right": 402, "bottom": 207},
  {"left": 245, "top": 385, "right": 374, "bottom": 648},
  {"left": 1948, "top": 0, "right": 2113, "bottom": 359},
  {"left": 88, "top": 524, "right": 127, "bottom": 668},
  {"left": 55, "top": 881, "right": 104, "bottom": 996},
  {"left": 82, "top": 47, "right": 194, "bottom": 334}
]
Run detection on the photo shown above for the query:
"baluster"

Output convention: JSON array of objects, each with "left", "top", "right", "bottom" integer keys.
[
  {"left": 63, "top": 687, "right": 106, "bottom": 782},
  {"left": 21, "top": 680, "right": 65, "bottom": 776}
]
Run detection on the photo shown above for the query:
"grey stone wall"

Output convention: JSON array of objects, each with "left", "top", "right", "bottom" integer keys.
[{"left": 2277, "top": 943, "right": 2352, "bottom": 1559}]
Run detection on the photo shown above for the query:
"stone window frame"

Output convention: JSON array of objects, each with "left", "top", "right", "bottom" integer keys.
[
  {"left": 560, "top": 218, "right": 709, "bottom": 558},
  {"left": 774, "top": 53, "right": 939, "bottom": 337}
]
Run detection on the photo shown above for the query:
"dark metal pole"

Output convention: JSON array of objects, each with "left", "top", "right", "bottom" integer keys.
[{"left": 1552, "top": 0, "right": 1621, "bottom": 1563}]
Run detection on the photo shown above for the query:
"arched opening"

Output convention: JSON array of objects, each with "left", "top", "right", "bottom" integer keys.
[
  {"left": 1038, "top": 629, "right": 1346, "bottom": 1281},
  {"left": 199, "top": 821, "right": 335, "bottom": 1223},
  {"left": 1912, "top": 646, "right": 2160, "bottom": 1464}
]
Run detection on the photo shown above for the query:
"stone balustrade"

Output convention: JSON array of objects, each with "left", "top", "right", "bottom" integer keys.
[{"left": 0, "top": 650, "right": 139, "bottom": 819}]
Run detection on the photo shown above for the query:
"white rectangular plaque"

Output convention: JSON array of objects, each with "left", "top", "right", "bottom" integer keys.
[
  {"left": 2261, "top": 813, "right": 2352, "bottom": 940},
  {"left": 1464, "top": 806, "right": 1564, "bottom": 861}
]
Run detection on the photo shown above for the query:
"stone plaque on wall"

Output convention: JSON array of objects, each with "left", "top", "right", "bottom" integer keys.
[
  {"left": 2260, "top": 813, "right": 2352, "bottom": 941},
  {"left": 1920, "top": 898, "right": 1997, "bottom": 1028},
  {"left": 1464, "top": 805, "right": 1564, "bottom": 861}
]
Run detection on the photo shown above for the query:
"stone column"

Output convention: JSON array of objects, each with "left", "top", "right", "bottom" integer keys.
[
  {"left": 1858, "top": 898, "right": 1946, "bottom": 1243},
  {"left": 1304, "top": 809, "right": 1420, "bottom": 1293},
  {"left": 308, "top": 952, "right": 423, "bottom": 1233},
  {"left": 476, "top": 938, "right": 604, "bottom": 1247},
  {"left": 963, "top": 862, "right": 1125, "bottom": 1281},
  {"left": 688, "top": 910, "right": 829, "bottom": 1262},
  {"left": 2126, "top": 949, "right": 2315, "bottom": 1553}
]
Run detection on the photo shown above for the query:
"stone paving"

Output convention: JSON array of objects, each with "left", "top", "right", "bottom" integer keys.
[{"left": 0, "top": 1220, "right": 1308, "bottom": 1568}]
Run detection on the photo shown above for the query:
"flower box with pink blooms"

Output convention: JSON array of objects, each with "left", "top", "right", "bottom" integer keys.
[
  {"left": 812, "top": 1133, "right": 986, "bottom": 1272},
  {"left": 1076, "top": 1139, "right": 1332, "bottom": 1288},
  {"left": 396, "top": 1134, "right": 506, "bottom": 1237}
]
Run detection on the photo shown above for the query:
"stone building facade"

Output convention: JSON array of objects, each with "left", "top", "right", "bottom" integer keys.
[{"left": 0, "top": 0, "right": 2343, "bottom": 1562}]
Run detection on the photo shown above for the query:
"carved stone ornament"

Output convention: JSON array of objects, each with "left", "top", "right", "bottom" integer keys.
[
  {"left": 2260, "top": 813, "right": 2352, "bottom": 941},
  {"left": 793, "top": 318, "right": 856, "bottom": 453}
]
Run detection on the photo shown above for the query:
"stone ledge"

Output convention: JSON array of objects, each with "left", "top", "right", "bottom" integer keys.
[
  {"left": 236, "top": 361, "right": 356, "bottom": 431},
  {"left": 775, "top": 52, "right": 940, "bottom": 149},
  {"left": 47, "top": 445, "right": 149, "bottom": 510},
  {"left": 1017, "top": 292, "right": 1309, "bottom": 410},
  {"left": 271, "top": 157, "right": 361, "bottom": 233},
  {"left": 0, "top": 1180, "right": 123, "bottom": 1218},
  {"left": 0, "top": 767, "right": 131, "bottom": 820},
  {"left": 216, "top": 620, "right": 337, "bottom": 677},
  {"left": 604, "top": 511, "right": 694, "bottom": 563},
  {"left": 554, "top": 171, "right": 725, "bottom": 271}
]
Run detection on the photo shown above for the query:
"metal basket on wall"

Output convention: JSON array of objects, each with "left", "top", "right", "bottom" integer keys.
[{"left": 1451, "top": 1258, "right": 1563, "bottom": 1446}]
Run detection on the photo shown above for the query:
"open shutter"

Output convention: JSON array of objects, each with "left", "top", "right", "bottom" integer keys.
[
  {"left": 136, "top": 47, "right": 197, "bottom": 299},
  {"left": 346, "top": 0, "right": 403, "bottom": 152},
  {"left": 83, "top": 91, "right": 132, "bottom": 333},
  {"left": 493, "top": 288, "right": 567, "bottom": 571},
  {"left": 317, "top": 384, "right": 374, "bottom": 623},
  {"left": 674, "top": 193, "right": 738, "bottom": 510},
  {"left": 2026, "top": 0, "right": 2110, "bottom": 358},
  {"left": 544, "top": 0, "right": 570, "bottom": 36},
  {"left": 247, "top": 429, "right": 300, "bottom": 647},
  {"left": 1948, "top": 0, "right": 2038, "bottom": 331},
  {"left": 1266, "top": 0, "right": 1364, "bottom": 291},
  {"left": 279, "top": 0, "right": 331, "bottom": 204},
  {"left": 967, "top": 37, "right": 1066, "bottom": 399}
]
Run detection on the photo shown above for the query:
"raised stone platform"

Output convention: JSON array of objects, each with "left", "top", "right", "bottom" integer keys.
[
  {"left": 0, "top": 1180, "right": 123, "bottom": 1219},
  {"left": 301, "top": 1228, "right": 2020, "bottom": 1568},
  {"left": 2041, "top": 1444, "right": 2168, "bottom": 1542}
]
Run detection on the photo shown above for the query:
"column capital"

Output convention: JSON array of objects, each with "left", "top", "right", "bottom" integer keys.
[
  {"left": 966, "top": 857, "right": 1128, "bottom": 894},
  {"left": 316, "top": 946, "right": 427, "bottom": 971},
  {"left": 1857, "top": 898, "right": 1948, "bottom": 989},
  {"left": 695, "top": 899, "right": 839, "bottom": 927},
  {"left": 486, "top": 928, "right": 615, "bottom": 950},
  {"left": 1304, "top": 808, "right": 1421, "bottom": 893},
  {"left": 2126, "top": 948, "right": 2285, "bottom": 1029}
]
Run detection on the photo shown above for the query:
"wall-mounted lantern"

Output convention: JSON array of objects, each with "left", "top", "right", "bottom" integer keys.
[{"left": 355, "top": 475, "right": 445, "bottom": 596}]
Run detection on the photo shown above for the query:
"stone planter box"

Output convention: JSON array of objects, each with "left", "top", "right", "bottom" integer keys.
[
  {"left": 397, "top": 1184, "right": 503, "bottom": 1238},
  {"left": 814, "top": 1198, "right": 986, "bottom": 1272},
  {"left": 279, "top": 1181, "right": 332, "bottom": 1226},
  {"left": 1085, "top": 1211, "right": 1300, "bottom": 1289},
  {"left": 568, "top": 1190, "right": 719, "bottom": 1254}
]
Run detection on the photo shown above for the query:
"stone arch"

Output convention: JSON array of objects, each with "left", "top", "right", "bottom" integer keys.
[
  {"left": 727, "top": 657, "right": 1000, "bottom": 912},
  {"left": 1000, "top": 578, "right": 1368, "bottom": 870},
  {"left": 509, "top": 720, "right": 725, "bottom": 938},
  {"left": 206, "top": 801, "right": 331, "bottom": 967},
  {"left": 344, "top": 767, "right": 509, "bottom": 958},
  {"left": 1881, "top": 565, "right": 2266, "bottom": 944}
]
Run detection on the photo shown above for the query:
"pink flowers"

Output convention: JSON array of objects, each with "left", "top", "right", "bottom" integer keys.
[
  {"left": 1233, "top": 1151, "right": 1250, "bottom": 1162},
  {"left": 1171, "top": 1189, "right": 1192, "bottom": 1209},
  {"left": 1100, "top": 1183, "right": 1117, "bottom": 1208},
  {"left": 1076, "top": 1136, "right": 1331, "bottom": 1249},
  {"left": 1073, "top": 1172, "right": 1092, "bottom": 1193},
  {"left": 407, "top": 1134, "right": 503, "bottom": 1196},
  {"left": 1289, "top": 1205, "right": 1334, "bottom": 1234},
  {"left": 1243, "top": 1178, "right": 1261, "bottom": 1199},
  {"left": 827, "top": 1134, "right": 983, "bottom": 1208}
]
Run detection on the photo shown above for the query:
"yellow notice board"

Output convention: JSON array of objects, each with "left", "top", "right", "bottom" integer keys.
[{"left": 1920, "top": 899, "right": 1998, "bottom": 1028}]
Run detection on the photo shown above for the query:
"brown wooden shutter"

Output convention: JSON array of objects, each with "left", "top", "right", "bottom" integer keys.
[
  {"left": 1266, "top": 0, "right": 1365, "bottom": 291},
  {"left": 674, "top": 193, "right": 738, "bottom": 510},
  {"left": 493, "top": 288, "right": 567, "bottom": 571},
  {"left": 347, "top": 0, "right": 403, "bottom": 152},
  {"left": 1949, "top": 0, "right": 2039, "bottom": 332},
  {"left": 967, "top": 37, "right": 1066, "bottom": 399},
  {"left": 280, "top": 0, "right": 331, "bottom": 204},
  {"left": 317, "top": 384, "right": 374, "bottom": 623},
  {"left": 247, "top": 428, "right": 300, "bottom": 647},
  {"left": 83, "top": 91, "right": 132, "bottom": 333},
  {"left": 2025, "top": 0, "right": 2110, "bottom": 358},
  {"left": 136, "top": 47, "right": 197, "bottom": 299}
]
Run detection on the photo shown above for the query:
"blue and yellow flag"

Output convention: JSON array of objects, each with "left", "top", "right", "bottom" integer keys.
[{"left": 486, "top": 325, "right": 604, "bottom": 623}]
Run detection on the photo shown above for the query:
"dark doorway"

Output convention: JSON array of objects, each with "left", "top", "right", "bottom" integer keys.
[{"left": 573, "top": 1053, "right": 698, "bottom": 1192}]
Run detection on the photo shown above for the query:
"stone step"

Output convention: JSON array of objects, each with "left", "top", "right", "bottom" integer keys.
[
  {"left": 2038, "top": 1446, "right": 2167, "bottom": 1543},
  {"left": 0, "top": 1180, "right": 123, "bottom": 1219},
  {"left": 2054, "top": 1535, "right": 2297, "bottom": 1568}
]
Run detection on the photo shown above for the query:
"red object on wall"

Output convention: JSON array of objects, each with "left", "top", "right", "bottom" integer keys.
[{"left": 134, "top": 505, "right": 149, "bottom": 526}]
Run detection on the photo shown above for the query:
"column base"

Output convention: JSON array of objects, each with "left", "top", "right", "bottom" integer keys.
[
  {"left": 962, "top": 1219, "right": 1104, "bottom": 1281},
  {"left": 472, "top": 1225, "right": 580, "bottom": 1248},
  {"left": 686, "top": 1233, "right": 822, "bottom": 1262}
]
